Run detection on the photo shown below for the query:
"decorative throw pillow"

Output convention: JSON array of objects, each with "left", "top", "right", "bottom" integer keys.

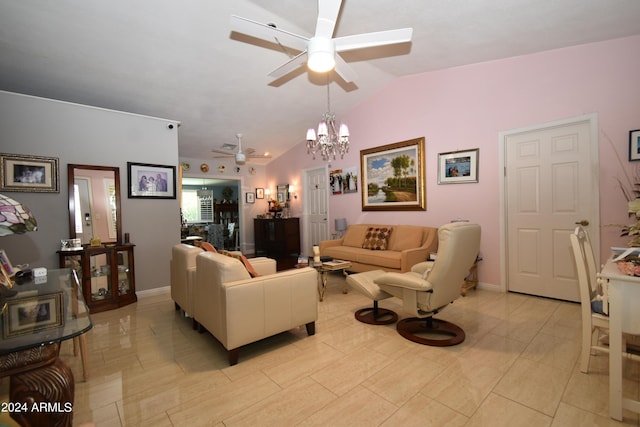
[
  {"left": 362, "top": 227, "right": 392, "bottom": 250},
  {"left": 220, "top": 250, "right": 260, "bottom": 278},
  {"left": 200, "top": 242, "right": 217, "bottom": 253}
]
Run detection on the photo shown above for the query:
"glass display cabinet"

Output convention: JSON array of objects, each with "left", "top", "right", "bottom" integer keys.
[{"left": 57, "top": 243, "right": 136, "bottom": 313}]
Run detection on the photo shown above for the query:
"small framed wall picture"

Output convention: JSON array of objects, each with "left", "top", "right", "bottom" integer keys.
[
  {"left": 629, "top": 129, "right": 640, "bottom": 161},
  {"left": 246, "top": 192, "right": 255, "bottom": 204},
  {"left": 437, "top": 148, "right": 479, "bottom": 184},
  {"left": 255, "top": 188, "right": 265, "bottom": 199}
]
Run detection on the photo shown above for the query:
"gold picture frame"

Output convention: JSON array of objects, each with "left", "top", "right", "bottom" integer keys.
[
  {"left": 360, "top": 137, "right": 426, "bottom": 211},
  {"left": 3, "top": 292, "right": 64, "bottom": 339},
  {"left": 0, "top": 153, "right": 59, "bottom": 193}
]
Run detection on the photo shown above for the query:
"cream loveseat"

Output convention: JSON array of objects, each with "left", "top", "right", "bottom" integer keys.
[
  {"left": 194, "top": 251, "right": 318, "bottom": 365},
  {"left": 170, "top": 244, "right": 276, "bottom": 329},
  {"left": 319, "top": 224, "right": 438, "bottom": 273}
]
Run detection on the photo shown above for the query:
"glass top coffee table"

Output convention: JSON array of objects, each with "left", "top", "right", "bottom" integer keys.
[{"left": 310, "top": 260, "right": 352, "bottom": 301}]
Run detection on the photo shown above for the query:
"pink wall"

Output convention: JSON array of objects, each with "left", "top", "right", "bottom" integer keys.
[{"left": 268, "top": 35, "right": 640, "bottom": 288}]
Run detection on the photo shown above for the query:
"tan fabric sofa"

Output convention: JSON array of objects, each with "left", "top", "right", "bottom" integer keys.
[
  {"left": 170, "top": 244, "right": 276, "bottom": 329},
  {"left": 319, "top": 224, "right": 438, "bottom": 273},
  {"left": 194, "top": 251, "right": 318, "bottom": 365}
]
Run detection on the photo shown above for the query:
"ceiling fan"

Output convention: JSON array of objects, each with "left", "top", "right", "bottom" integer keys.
[
  {"left": 230, "top": 0, "right": 413, "bottom": 83},
  {"left": 212, "top": 133, "right": 272, "bottom": 165}
]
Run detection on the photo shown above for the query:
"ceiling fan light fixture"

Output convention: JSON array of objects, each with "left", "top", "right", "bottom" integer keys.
[
  {"left": 235, "top": 153, "right": 246, "bottom": 164},
  {"left": 307, "top": 37, "right": 335, "bottom": 73}
]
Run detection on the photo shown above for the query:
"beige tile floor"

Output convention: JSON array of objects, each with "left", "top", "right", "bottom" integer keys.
[{"left": 2, "top": 273, "right": 640, "bottom": 426}]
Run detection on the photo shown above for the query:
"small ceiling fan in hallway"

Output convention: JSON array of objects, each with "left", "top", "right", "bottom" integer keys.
[
  {"left": 212, "top": 133, "right": 272, "bottom": 165},
  {"left": 230, "top": 0, "right": 413, "bottom": 83}
]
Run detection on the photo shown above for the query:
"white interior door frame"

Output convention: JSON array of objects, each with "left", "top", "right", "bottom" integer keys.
[
  {"left": 180, "top": 173, "right": 244, "bottom": 251},
  {"left": 498, "top": 113, "right": 600, "bottom": 293}
]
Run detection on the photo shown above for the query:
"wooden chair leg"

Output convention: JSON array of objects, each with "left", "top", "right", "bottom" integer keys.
[{"left": 75, "top": 334, "right": 89, "bottom": 381}]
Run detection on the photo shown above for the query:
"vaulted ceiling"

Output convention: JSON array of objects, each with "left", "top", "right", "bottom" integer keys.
[{"left": 1, "top": 0, "right": 639, "bottom": 162}]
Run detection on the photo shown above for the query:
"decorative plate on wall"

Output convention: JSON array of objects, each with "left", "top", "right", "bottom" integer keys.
[
  {"left": 181, "top": 161, "right": 191, "bottom": 171},
  {"left": 200, "top": 163, "right": 209, "bottom": 172},
  {"left": 218, "top": 164, "right": 226, "bottom": 173}
]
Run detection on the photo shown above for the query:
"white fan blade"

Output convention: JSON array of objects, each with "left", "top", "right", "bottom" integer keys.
[
  {"left": 315, "top": 0, "right": 342, "bottom": 38},
  {"left": 269, "top": 50, "right": 309, "bottom": 79},
  {"left": 230, "top": 15, "right": 309, "bottom": 51},
  {"left": 334, "top": 28, "right": 413, "bottom": 52},
  {"left": 245, "top": 148, "right": 256, "bottom": 155},
  {"left": 212, "top": 148, "right": 235, "bottom": 155},
  {"left": 247, "top": 154, "right": 272, "bottom": 159},
  {"left": 334, "top": 54, "right": 357, "bottom": 83}
]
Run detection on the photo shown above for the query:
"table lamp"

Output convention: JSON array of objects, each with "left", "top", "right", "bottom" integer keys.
[
  {"left": 0, "top": 193, "right": 38, "bottom": 296},
  {"left": 335, "top": 218, "right": 347, "bottom": 238}
]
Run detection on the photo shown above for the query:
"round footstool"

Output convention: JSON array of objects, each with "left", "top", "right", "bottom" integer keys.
[{"left": 346, "top": 270, "right": 398, "bottom": 325}]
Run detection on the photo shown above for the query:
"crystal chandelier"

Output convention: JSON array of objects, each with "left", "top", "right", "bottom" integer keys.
[{"left": 306, "top": 83, "right": 349, "bottom": 161}]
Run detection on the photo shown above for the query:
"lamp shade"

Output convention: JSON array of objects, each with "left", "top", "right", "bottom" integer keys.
[
  {"left": 0, "top": 193, "right": 38, "bottom": 236},
  {"left": 335, "top": 218, "right": 347, "bottom": 232},
  {"left": 306, "top": 128, "right": 316, "bottom": 141}
]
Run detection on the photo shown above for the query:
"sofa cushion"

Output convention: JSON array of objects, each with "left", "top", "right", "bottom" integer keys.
[
  {"left": 322, "top": 246, "right": 403, "bottom": 270},
  {"left": 362, "top": 226, "right": 392, "bottom": 250},
  {"left": 356, "top": 249, "right": 402, "bottom": 269},
  {"left": 342, "top": 224, "right": 370, "bottom": 247},
  {"left": 389, "top": 225, "right": 425, "bottom": 251}
]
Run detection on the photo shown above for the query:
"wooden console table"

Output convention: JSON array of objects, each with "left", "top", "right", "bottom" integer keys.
[
  {"left": 57, "top": 243, "right": 136, "bottom": 313},
  {"left": 0, "top": 268, "right": 92, "bottom": 426}
]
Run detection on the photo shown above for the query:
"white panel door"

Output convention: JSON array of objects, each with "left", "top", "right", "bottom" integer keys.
[
  {"left": 303, "top": 166, "right": 329, "bottom": 255},
  {"left": 505, "top": 119, "right": 597, "bottom": 301}
]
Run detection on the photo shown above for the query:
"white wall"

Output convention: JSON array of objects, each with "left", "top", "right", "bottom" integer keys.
[{"left": 0, "top": 90, "right": 180, "bottom": 291}]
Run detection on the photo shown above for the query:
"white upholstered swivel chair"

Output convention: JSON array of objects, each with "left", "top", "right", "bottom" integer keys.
[
  {"left": 570, "top": 226, "right": 640, "bottom": 373},
  {"left": 374, "top": 222, "right": 481, "bottom": 346}
]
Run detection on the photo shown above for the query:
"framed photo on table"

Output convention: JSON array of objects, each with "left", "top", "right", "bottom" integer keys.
[
  {"left": 437, "top": 149, "right": 479, "bottom": 184},
  {"left": 360, "top": 137, "right": 426, "bottom": 211},
  {"left": 0, "top": 153, "right": 59, "bottom": 193},
  {"left": 127, "top": 162, "right": 176, "bottom": 199},
  {"left": 3, "top": 292, "right": 64, "bottom": 339}
]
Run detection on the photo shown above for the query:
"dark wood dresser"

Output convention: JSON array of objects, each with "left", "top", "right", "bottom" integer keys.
[{"left": 254, "top": 217, "right": 300, "bottom": 270}]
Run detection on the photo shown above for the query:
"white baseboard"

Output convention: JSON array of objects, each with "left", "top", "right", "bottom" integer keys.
[{"left": 137, "top": 285, "right": 170, "bottom": 298}]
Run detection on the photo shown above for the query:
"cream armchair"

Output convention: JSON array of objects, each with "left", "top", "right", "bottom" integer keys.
[
  {"left": 374, "top": 222, "right": 481, "bottom": 346},
  {"left": 194, "top": 251, "right": 318, "bottom": 365},
  {"left": 170, "top": 244, "right": 203, "bottom": 328},
  {"left": 170, "top": 244, "right": 276, "bottom": 329}
]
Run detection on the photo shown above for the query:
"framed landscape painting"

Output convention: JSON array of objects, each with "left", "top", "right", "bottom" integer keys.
[{"left": 360, "top": 137, "right": 426, "bottom": 211}]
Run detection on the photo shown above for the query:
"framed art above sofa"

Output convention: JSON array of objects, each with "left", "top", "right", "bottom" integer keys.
[{"left": 360, "top": 137, "right": 426, "bottom": 211}]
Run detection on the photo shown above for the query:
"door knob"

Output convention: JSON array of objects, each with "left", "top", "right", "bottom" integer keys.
[{"left": 575, "top": 220, "right": 589, "bottom": 226}]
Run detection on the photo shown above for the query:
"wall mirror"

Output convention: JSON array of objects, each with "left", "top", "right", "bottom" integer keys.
[
  {"left": 68, "top": 164, "right": 122, "bottom": 244},
  {"left": 277, "top": 184, "right": 289, "bottom": 203}
]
